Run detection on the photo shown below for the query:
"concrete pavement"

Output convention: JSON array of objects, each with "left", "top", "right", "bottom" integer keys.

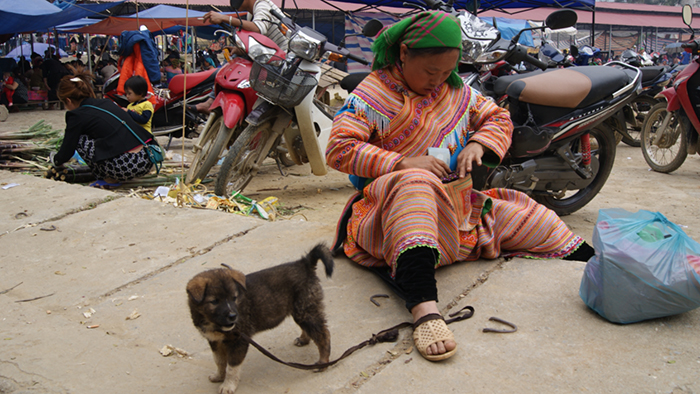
[{"left": 1, "top": 170, "right": 698, "bottom": 394}]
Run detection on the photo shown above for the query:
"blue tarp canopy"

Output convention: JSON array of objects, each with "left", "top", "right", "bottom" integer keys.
[
  {"left": 120, "top": 4, "right": 208, "bottom": 20},
  {"left": 55, "top": 18, "right": 102, "bottom": 32},
  {"left": 482, "top": 17, "right": 533, "bottom": 46},
  {"left": 0, "top": 0, "right": 124, "bottom": 35}
]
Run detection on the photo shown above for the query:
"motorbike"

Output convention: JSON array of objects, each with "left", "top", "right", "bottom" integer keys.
[
  {"left": 619, "top": 63, "right": 678, "bottom": 147},
  {"left": 640, "top": 5, "right": 700, "bottom": 173},
  {"left": 103, "top": 68, "right": 215, "bottom": 144},
  {"left": 213, "top": 1, "right": 382, "bottom": 196},
  {"left": 410, "top": 0, "right": 642, "bottom": 215},
  {"left": 186, "top": 24, "right": 286, "bottom": 183}
]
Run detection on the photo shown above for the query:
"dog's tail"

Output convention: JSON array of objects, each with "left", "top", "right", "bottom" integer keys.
[{"left": 306, "top": 243, "right": 334, "bottom": 278}]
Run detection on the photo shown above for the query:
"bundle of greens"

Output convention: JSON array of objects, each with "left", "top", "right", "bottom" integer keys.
[{"left": 0, "top": 120, "right": 63, "bottom": 172}]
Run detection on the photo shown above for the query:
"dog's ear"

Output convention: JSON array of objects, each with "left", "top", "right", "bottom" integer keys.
[
  {"left": 227, "top": 269, "right": 246, "bottom": 291},
  {"left": 186, "top": 276, "right": 208, "bottom": 304}
]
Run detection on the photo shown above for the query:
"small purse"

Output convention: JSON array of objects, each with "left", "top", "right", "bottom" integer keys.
[{"left": 83, "top": 104, "right": 163, "bottom": 174}]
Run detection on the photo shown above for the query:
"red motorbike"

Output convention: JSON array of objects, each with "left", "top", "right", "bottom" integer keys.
[
  {"left": 641, "top": 4, "right": 700, "bottom": 173},
  {"left": 104, "top": 68, "right": 216, "bottom": 143},
  {"left": 186, "top": 26, "right": 285, "bottom": 182}
]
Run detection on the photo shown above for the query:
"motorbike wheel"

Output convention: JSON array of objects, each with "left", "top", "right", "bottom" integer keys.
[
  {"left": 275, "top": 136, "right": 296, "bottom": 167},
  {"left": 187, "top": 112, "right": 234, "bottom": 183},
  {"left": 215, "top": 121, "right": 276, "bottom": 196},
  {"left": 640, "top": 102, "right": 687, "bottom": 173},
  {"left": 623, "top": 95, "right": 657, "bottom": 147},
  {"left": 534, "top": 123, "right": 616, "bottom": 216}
]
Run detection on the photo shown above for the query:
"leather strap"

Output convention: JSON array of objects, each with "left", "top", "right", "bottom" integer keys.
[{"left": 239, "top": 305, "right": 475, "bottom": 371}]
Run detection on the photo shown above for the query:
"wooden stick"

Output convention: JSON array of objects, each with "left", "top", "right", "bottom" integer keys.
[
  {"left": 15, "top": 292, "right": 55, "bottom": 303},
  {"left": 0, "top": 282, "right": 23, "bottom": 295}
]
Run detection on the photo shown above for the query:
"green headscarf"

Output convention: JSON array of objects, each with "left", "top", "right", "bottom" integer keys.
[{"left": 371, "top": 11, "right": 463, "bottom": 88}]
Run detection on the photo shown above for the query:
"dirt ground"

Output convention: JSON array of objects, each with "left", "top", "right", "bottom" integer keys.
[{"left": 2, "top": 105, "right": 700, "bottom": 243}]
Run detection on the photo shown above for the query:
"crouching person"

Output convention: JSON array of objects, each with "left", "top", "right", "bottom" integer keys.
[{"left": 50, "top": 66, "right": 157, "bottom": 189}]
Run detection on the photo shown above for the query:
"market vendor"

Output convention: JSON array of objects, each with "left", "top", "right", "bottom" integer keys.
[
  {"left": 327, "top": 11, "right": 595, "bottom": 362},
  {"left": 49, "top": 66, "right": 157, "bottom": 189}
]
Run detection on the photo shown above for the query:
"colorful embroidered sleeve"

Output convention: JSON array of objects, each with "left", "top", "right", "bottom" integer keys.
[
  {"left": 326, "top": 97, "right": 403, "bottom": 178},
  {"left": 468, "top": 94, "right": 513, "bottom": 165}
]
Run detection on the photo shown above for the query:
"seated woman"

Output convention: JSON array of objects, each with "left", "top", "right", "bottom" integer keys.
[
  {"left": 163, "top": 52, "right": 183, "bottom": 84},
  {"left": 49, "top": 66, "right": 157, "bottom": 188},
  {"left": 1, "top": 71, "right": 29, "bottom": 108},
  {"left": 326, "top": 11, "right": 595, "bottom": 362}
]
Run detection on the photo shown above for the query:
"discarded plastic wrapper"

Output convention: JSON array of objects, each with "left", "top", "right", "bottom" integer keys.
[{"left": 153, "top": 186, "right": 169, "bottom": 197}]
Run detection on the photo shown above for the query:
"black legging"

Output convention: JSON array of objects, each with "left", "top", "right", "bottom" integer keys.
[{"left": 395, "top": 247, "right": 439, "bottom": 312}]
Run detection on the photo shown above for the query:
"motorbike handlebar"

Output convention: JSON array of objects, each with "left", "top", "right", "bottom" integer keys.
[
  {"left": 681, "top": 40, "right": 700, "bottom": 51},
  {"left": 526, "top": 53, "right": 549, "bottom": 70},
  {"left": 346, "top": 52, "right": 370, "bottom": 65},
  {"left": 270, "top": 8, "right": 288, "bottom": 25},
  {"left": 325, "top": 42, "right": 370, "bottom": 65}
]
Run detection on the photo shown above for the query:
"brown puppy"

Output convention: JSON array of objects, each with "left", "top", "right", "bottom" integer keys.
[{"left": 186, "top": 243, "right": 334, "bottom": 394}]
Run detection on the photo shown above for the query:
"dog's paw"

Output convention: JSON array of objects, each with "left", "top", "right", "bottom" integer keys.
[
  {"left": 218, "top": 383, "right": 238, "bottom": 394},
  {"left": 209, "top": 373, "right": 225, "bottom": 383},
  {"left": 219, "top": 384, "right": 238, "bottom": 394},
  {"left": 217, "top": 364, "right": 241, "bottom": 393},
  {"left": 294, "top": 336, "right": 311, "bottom": 347}
]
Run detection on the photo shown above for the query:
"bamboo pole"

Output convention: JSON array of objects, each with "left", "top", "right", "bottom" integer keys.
[
  {"left": 87, "top": 33, "right": 92, "bottom": 75},
  {"left": 181, "top": 0, "right": 190, "bottom": 182}
]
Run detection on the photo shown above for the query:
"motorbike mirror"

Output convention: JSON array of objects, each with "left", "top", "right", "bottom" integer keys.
[
  {"left": 683, "top": 4, "right": 693, "bottom": 27},
  {"left": 363, "top": 19, "right": 384, "bottom": 38},
  {"left": 230, "top": 0, "right": 244, "bottom": 9},
  {"left": 466, "top": 0, "right": 480, "bottom": 14},
  {"left": 545, "top": 9, "right": 578, "bottom": 30},
  {"left": 569, "top": 44, "right": 579, "bottom": 58}
]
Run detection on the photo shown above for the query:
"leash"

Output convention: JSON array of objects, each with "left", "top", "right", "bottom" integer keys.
[{"left": 239, "top": 305, "right": 475, "bottom": 371}]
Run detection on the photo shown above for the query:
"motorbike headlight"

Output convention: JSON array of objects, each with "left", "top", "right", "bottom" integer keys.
[
  {"left": 476, "top": 49, "right": 508, "bottom": 63},
  {"left": 462, "top": 38, "right": 491, "bottom": 63},
  {"left": 234, "top": 34, "right": 245, "bottom": 50},
  {"left": 289, "top": 30, "right": 323, "bottom": 61},
  {"left": 248, "top": 36, "right": 278, "bottom": 60}
]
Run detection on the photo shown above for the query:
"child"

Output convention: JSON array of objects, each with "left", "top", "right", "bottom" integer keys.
[{"left": 124, "top": 75, "right": 153, "bottom": 134}]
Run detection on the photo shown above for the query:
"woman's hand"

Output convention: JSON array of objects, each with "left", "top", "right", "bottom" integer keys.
[
  {"left": 456, "top": 142, "right": 485, "bottom": 178},
  {"left": 395, "top": 156, "right": 450, "bottom": 179}
]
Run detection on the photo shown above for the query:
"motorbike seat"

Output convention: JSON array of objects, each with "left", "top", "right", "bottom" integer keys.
[
  {"left": 504, "top": 66, "right": 632, "bottom": 109},
  {"left": 640, "top": 66, "right": 667, "bottom": 84},
  {"left": 169, "top": 68, "right": 218, "bottom": 96},
  {"left": 493, "top": 70, "right": 544, "bottom": 96},
  {"left": 340, "top": 72, "right": 370, "bottom": 93}
]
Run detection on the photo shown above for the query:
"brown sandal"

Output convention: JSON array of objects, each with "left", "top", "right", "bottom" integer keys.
[{"left": 413, "top": 313, "right": 457, "bottom": 361}]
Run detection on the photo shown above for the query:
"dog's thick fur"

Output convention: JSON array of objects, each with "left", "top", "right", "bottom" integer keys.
[{"left": 186, "top": 243, "right": 334, "bottom": 394}]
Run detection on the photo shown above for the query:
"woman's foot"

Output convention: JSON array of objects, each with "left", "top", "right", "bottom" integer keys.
[
  {"left": 411, "top": 301, "right": 457, "bottom": 358},
  {"left": 89, "top": 179, "right": 122, "bottom": 190}
]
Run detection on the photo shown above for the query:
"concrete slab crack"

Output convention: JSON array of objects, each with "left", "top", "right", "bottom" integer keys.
[
  {"left": 445, "top": 257, "right": 506, "bottom": 312},
  {"left": 0, "top": 195, "right": 122, "bottom": 239},
  {"left": 0, "top": 360, "right": 66, "bottom": 393},
  {"left": 97, "top": 226, "right": 261, "bottom": 301}
]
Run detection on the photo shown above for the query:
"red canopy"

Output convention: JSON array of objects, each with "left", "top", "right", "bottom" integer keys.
[{"left": 68, "top": 6, "right": 245, "bottom": 35}]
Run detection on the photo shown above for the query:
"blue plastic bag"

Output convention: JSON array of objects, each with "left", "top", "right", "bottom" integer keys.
[{"left": 580, "top": 209, "right": 700, "bottom": 324}]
